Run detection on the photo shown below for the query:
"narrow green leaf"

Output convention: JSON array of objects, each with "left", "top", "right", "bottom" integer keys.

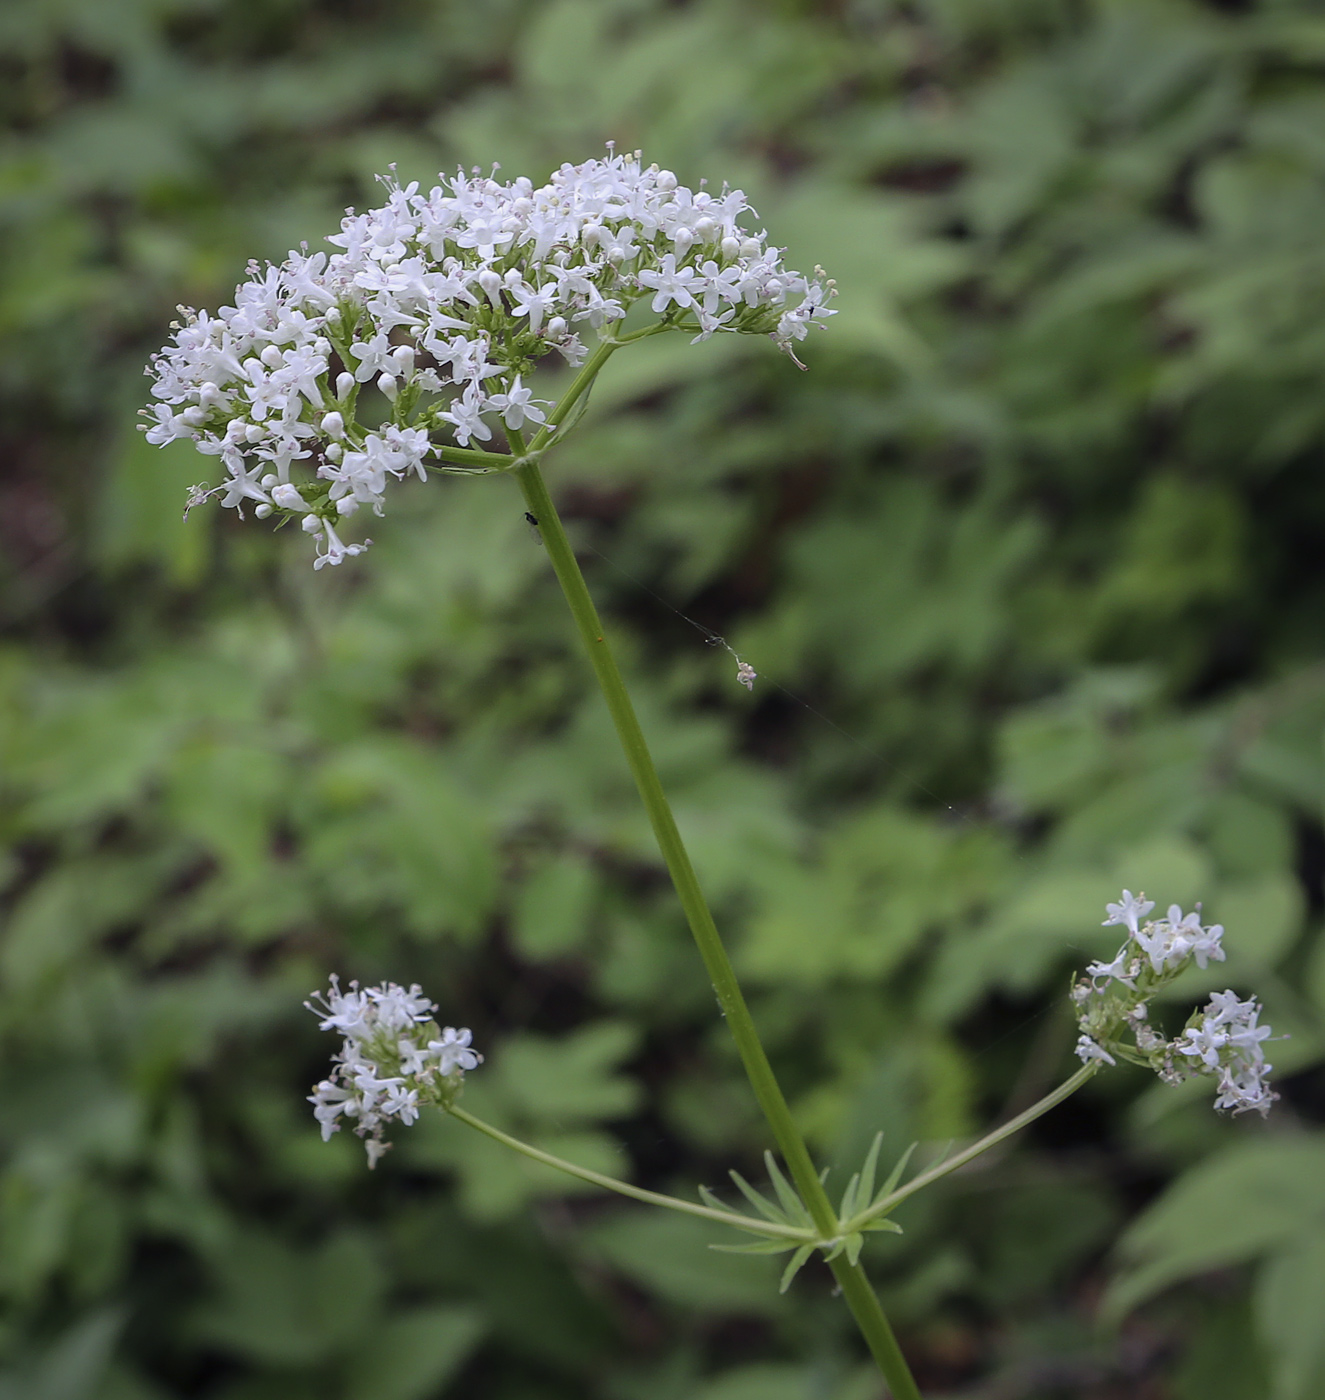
[
  {"left": 728, "top": 1170, "right": 789, "bottom": 1225},
  {"left": 709, "top": 1239, "right": 799, "bottom": 1256},
  {"left": 864, "top": 1218, "right": 904, "bottom": 1235},
  {"left": 875, "top": 1142, "right": 918, "bottom": 1205},
  {"left": 779, "top": 1244, "right": 816, "bottom": 1294},
  {"left": 698, "top": 1185, "right": 728, "bottom": 1214},
  {"left": 764, "top": 1152, "right": 812, "bottom": 1226},
  {"left": 838, "top": 1171, "right": 861, "bottom": 1223},
  {"left": 859, "top": 1132, "right": 884, "bottom": 1206},
  {"left": 845, "top": 1232, "right": 865, "bottom": 1267}
]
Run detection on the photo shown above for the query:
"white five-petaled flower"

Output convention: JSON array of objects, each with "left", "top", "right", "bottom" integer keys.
[
  {"left": 143, "top": 148, "right": 836, "bottom": 567},
  {"left": 1102, "top": 890, "right": 1154, "bottom": 936}
]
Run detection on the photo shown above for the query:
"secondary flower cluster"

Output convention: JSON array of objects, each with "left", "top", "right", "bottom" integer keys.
[
  {"left": 144, "top": 148, "right": 836, "bottom": 567},
  {"left": 306, "top": 976, "right": 481, "bottom": 1166},
  {"left": 1072, "top": 891, "right": 1276, "bottom": 1115}
]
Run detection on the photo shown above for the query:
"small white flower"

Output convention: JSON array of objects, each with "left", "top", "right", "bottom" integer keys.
[
  {"left": 1102, "top": 890, "right": 1154, "bottom": 936},
  {"left": 1075, "top": 1035, "right": 1116, "bottom": 1067}
]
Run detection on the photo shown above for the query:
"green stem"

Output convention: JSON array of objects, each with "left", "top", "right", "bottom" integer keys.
[
  {"left": 841, "top": 1064, "right": 1099, "bottom": 1235},
  {"left": 513, "top": 457, "right": 924, "bottom": 1400},
  {"left": 829, "top": 1257, "right": 922, "bottom": 1398},
  {"left": 447, "top": 1105, "right": 812, "bottom": 1241},
  {"left": 527, "top": 338, "right": 620, "bottom": 450},
  {"left": 433, "top": 444, "right": 515, "bottom": 470}
]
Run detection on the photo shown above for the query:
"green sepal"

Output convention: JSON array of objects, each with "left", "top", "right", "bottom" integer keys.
[
  {"left": 779, "top": 1244, "right": 816, "bottom": 1293},
  {"left": 863, "top": 1217, "right": 903, "bottom": 1235}
]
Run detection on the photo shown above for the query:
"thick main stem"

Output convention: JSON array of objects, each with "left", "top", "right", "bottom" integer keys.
[{"left": 513, "top": 458, "right": 923, "bottom": 1400}]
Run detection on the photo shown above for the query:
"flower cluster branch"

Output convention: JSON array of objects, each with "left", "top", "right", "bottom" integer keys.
[{"left": 1073, "top": 891, "right": 1276, "bottom": 1115}]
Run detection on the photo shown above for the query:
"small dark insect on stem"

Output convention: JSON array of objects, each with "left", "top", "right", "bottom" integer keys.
[{"left": 524, "top": 511, "right": 543, "bottom": 545}]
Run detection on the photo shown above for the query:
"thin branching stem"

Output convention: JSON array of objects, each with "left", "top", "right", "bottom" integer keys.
[
  {"left": 840, "top": 1065, "right": 1100, "bottom": 1235},
  {"left": 447, "top": 1106, "right": 814, "bottom": 1240}
]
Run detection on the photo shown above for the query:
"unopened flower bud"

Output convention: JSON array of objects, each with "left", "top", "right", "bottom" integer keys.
[
  {"left": 503, "top": 268, "right": 523, "bottom": 287},
  {"left": 245, "top": 422, "right": 265, "bottom": 442},
  {"left": 656, "top": 170, "right": 678, "bottom": 192},
  {"left": 271, "top": 483, "right": 305, "bottom": 511},
  {"left": 301, "top": 513, "right": 323, "bottom": 534},
  {"left": 546, "top": 316, "right": 567, "bottom": 339},
  {"left": 325, "top": 306, "right": 341, "bottom": 325},
  {"left": 721, "top": 236, "right": 741, "bottom": 259},
  {"left": 325, "top": 443, "right": 342, "bottom": 462},
  {"left": 260, "top": 345, "right": 284, "bottom": 368},
  {"left": 695, "top": 216, "right": 717, "bottom": 241},
  {"left": 335, "top": 372, "right": 355, "bottom": 400},
  {"left": 673, "top": 228, "right": 694, "bottom": 256},
  {"left": 260, "top": 473, "right": 279, "bottom": 488},
  {"left": 740, "top": 238, "right": 762, "bottom": 259},
  {"left": 337, "top": 496, "right": 359, "bottom": 516},
  {"left": 477, "top": 268, "right": 502, "bottom": 303},
  {"left": 181, "top": 407, "right": 206, "bottom": 427},
  {"left": 255, "top": 503, "right": 273, "bottom": 518},
  {"left": 321, "top": 411, "right": 345, "bottom": 439},
  {"left": 390, "top": 345, "right": 414, "bottom": 376},
  {"left": 377, "top": 372, "right": 398, "bottom": 401}
]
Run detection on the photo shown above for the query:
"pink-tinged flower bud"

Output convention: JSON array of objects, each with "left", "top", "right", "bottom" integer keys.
[
  {"left": 271, "top": 483, "right": 305, "bottom": 511},
  {"left": 335, "top": 372, "right": 355, "bottom": 400},
  {"left": 321, "top": 411, "right": 345, "bottom": 439},
  {"left": 377, "top": 372, "right": 398, "bottom": 401}
]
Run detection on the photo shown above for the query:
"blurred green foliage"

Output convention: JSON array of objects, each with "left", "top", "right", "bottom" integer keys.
[{"left": 3, "top": 0, "right": 1325, "bottom": 1396}]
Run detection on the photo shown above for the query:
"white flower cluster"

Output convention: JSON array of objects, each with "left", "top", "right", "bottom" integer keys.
[
  {"left": 144, "top": 148, "right": 836, "bottom": 567},
  {"left": 306, "top": 976, "right": 481, "bottom": 1166},
  {"left": 1072, "top": 891, "right": 1276, "bottom": 1115}
]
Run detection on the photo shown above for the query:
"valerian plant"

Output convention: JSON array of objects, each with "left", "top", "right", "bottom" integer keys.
[{"left": 145, "top": 151, "right": 1275, "bottom": 1400}]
